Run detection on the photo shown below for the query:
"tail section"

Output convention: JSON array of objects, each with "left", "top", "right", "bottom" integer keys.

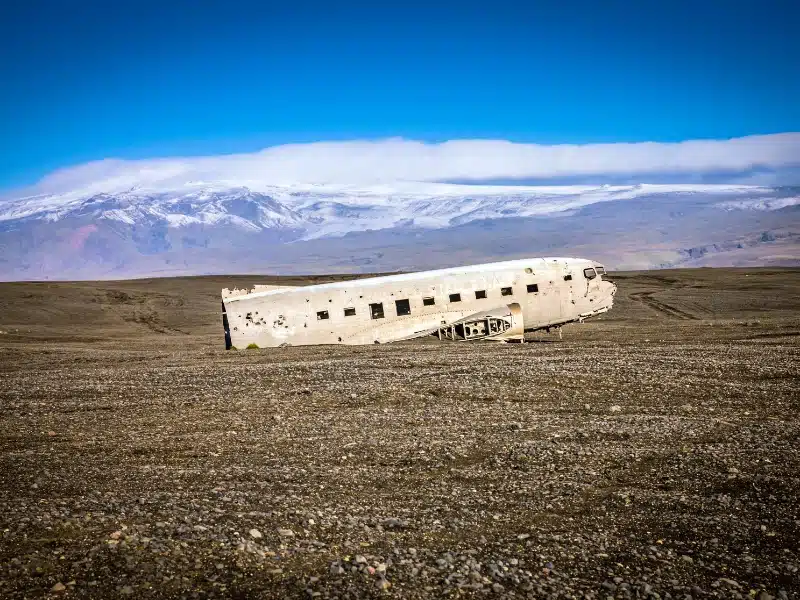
[{"left": 221, "top": 301, "right": 232, "bottom": 350}]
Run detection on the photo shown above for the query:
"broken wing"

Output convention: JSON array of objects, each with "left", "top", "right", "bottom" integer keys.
[{"left": 394, "top": 303, "right": 524, "bottom": 343}]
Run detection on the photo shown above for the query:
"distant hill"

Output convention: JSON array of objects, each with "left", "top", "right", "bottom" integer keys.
[{"left": 0, "top": 181, "right": 797, "bottom": 280}]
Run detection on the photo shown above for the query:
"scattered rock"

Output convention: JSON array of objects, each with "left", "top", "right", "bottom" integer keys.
[
  {"left": 376, "top": 578, "right": 391, "bottom": 591},
  {"left": 4, "top": 282, "right": 799, "bottom": 599}
]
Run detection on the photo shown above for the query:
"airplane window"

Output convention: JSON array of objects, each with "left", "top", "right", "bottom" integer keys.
[
  {"left": 475, "top": 290, "right": 487, "bottom": 299},
  {"left": 369, "top": 303, "right": 385, "bottom": 319},
  {"left": 395, "top": 299, "right": 411, "bottom": 316},
  {"left": 583, "top": 268, "right": 597, "bottom": 280},
  {"left": 449, "top": 293, "right": 461, "bottom": 302},
  {"left": 596, "top": 266, "right": 606, "bottom": 275},
  {"left": 564, "top": 274, "right": 573, "bottom": 281},
  {"left": 501, "top": 287, "right": 512, "bottom": 296},
  {"left": 422, "top": 296, "right": 435, "bottom": 306},
  {"left": 344, "top": 307, "right": 356, "bottom": 317},
  {"left": 316, "top": 310, "right": 329, "bottom": 320},
  {"left": 527, "top": 283, "right": 539, "bottom": 293}
]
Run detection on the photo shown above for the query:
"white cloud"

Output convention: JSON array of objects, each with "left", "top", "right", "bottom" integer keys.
[{"left": 18, "top": 132, "right": 800, "bottom": 196}]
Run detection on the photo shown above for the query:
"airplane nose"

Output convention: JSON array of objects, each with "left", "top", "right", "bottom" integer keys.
[{"left": 600, "top": 280, "right": 616, "bottom": 305}]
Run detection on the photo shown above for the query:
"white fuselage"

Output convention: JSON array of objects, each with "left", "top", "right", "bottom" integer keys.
[{"left": 221, "top": 257, "right": 616, "bottom": 348}]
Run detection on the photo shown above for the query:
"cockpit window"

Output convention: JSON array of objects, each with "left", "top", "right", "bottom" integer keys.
[
  {"left": 583, "top": 267, "right": 597, "bottom": 280},
  {"left": 596, "top": 266, "right": 606, "bottom": 275}
]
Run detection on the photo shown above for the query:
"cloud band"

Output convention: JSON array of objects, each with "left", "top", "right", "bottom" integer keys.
[{"left": 16, "top": 133, "right": 800, "bottom": 197}]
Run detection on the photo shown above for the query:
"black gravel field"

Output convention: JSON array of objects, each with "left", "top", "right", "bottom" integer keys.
[{"left": 1, "top": 268, "right": 799, "bottom": 599}]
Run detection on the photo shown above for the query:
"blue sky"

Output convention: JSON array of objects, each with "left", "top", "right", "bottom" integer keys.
[{"left": 1, "top": 0, "right": 798, "bottom": 190}]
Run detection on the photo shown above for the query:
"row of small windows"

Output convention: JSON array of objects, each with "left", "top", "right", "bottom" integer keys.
[
  {"left": 315, "top": 284, "right": 540, "bottom": 320},
  {"left": 314, "top": 269, "right": 604, "bottom": 320}
]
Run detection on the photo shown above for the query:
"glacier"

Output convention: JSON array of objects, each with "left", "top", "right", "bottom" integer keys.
[{"left": 1, "top": 181, "right": 793, "bottom": 237}]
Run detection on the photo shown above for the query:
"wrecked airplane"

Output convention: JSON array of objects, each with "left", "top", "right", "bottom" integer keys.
[{"left": 221, "top": 257, "right": 616, "bottom": 348}]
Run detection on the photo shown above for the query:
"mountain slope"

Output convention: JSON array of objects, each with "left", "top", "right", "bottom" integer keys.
[{"left": 0, "top": 182, "right": 798, "bottom": 280}]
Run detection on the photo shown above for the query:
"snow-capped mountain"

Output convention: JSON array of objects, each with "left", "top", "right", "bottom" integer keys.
[
  {"left": 3, "top": 180, "right": 797, "bottom": 235},
  {"left": 0, "top": 186, "right": 305, "bottom": 231},
  {"left": 0, "top": 180, "right": 798, "bottom": 280}
]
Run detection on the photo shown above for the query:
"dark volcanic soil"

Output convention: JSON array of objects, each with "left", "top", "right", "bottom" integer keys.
[{"left": 1, "top": 268, "right": 799, "bottom": 599}]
